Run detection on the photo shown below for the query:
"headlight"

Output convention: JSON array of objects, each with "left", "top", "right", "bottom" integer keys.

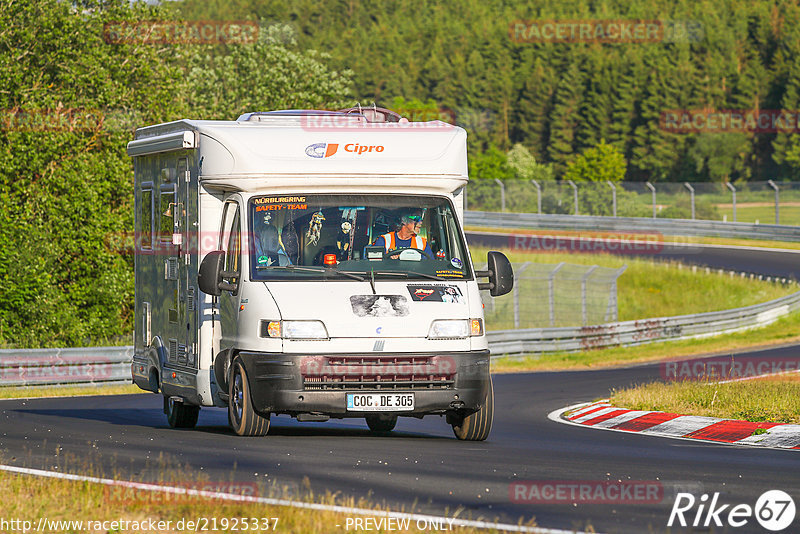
[
  {"left": 428, "top": 319, "right": 470, "bottom": 339},
  {"left": 260, "top": 320, "right": 329, "bottom": 340}
]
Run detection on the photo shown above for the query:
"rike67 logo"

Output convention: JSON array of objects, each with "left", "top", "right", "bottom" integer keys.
[{"left": 668, "top": 490, "right": 796, "bottom": 531}]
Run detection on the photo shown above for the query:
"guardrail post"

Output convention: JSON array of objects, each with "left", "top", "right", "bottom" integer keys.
[
  {"left": 606, "top": 265, "right": 627, "bottom": 322},
  {"left": 531, "top": 179, "right": 542, "bottom": 214},
  {"left": 646, "top": 182, "right": 656, "bottom": 218},
  {"left": 494, "top": 178, "right": 506, "bottom": 212},
  {"left": 607, "top": 180, "right": 617, "bottom": 217},
  {"left": 581, "top": 265, "right": 598, "bottom": 326},
  {"left": 725, "top": 182, "right": 736, "bottom": 222},
  {"left": 567, "top": 179, "right": 578, "bottom": 215},
  {"left": 549, "top": 262, "right": 565, "bottom": 327},
  {"left": 768, "top": 180, "right": 779, "bottom": 224},
  {"left": 513, "top": 262, "right": 530, "bottom": 328},
  {"left": 684, "top": 182, "right": 695, "bottom": 219}
]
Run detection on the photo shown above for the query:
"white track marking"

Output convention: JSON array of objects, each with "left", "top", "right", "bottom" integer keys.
[
  {"left": 591, "top": 410, "right": 651, "bottom": 429},
  {"left": 0, "top": 464, "right": 595, "bottom": 534},
  {"left": 570, "top": 407, "right": 618, "bottom": 423},
  {"left": 564, "top": 402, "right": 610, "bottom": 419},
  {"left": 644, "top": 416, "right": 721, "bottom": 437},
  {"left": 736, "top": 425, "right": 800, "bottom": 448}
]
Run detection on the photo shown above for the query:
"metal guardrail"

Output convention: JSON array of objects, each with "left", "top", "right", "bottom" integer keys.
[
  {"left": 486, "top": 289, "right": 800, "bottom": 356},
  {"left": 466, "top": 211, "right": 800, "bottom": 242},
  {"left": 0, "top": 346, "right": 133, "bottom": 387},
  {"left": 3, "top": 212, "right": 800, "bottom": 385}
]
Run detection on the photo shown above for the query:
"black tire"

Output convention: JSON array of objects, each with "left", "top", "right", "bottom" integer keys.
[
  {"left": 228, "top": 359, "right": 270, "bottom": 437},
  {"left": 164, "top": 396, "right": 200, "bottom": 429},
  {"left": 365, "top": 414, "right": 398, "bottom": 432},
  {"left": 452, "top": 377, "right": 493, "bottom": 441}
]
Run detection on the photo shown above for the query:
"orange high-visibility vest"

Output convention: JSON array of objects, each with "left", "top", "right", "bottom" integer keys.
[{"left": 380, "top": 232, "right": 426, "bottom": 252}]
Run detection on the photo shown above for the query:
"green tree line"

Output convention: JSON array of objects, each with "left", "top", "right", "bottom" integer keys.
[
  {"left": 0, "top": 0, "right": 352, "bottom": 347},
  {"left": 176, "top": 0, "right": 800, "bottom": 183}
]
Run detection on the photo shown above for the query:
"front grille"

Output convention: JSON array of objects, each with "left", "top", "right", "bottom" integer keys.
[{"left": 301, "top": 355, "right": 456, "bottom": 391}]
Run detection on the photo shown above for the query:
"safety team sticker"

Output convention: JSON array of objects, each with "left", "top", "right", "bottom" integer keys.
[{"left": 407, "top": 285, "right": 463, "bottom": 303}]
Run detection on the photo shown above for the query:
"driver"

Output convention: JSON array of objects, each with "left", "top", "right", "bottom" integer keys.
[{"left": 373, "top": 210, "right": 433, "bottom": 258}]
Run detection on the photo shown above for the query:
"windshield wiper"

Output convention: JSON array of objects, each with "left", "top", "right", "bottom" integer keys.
[{"left": 256, "top": 265, "right": 366, "bottom": 282}]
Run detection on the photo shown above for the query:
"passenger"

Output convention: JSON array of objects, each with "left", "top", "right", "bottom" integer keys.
[{"left": 256, "top": 224, "right": 291, "bottom": 266}]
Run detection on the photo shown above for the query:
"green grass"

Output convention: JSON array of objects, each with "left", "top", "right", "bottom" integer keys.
[
  {"left": 609, "top": 375, "right": 800, "bottom": 424},
  {"left": 0, "top": 383, "right": 142, "bottom": 400},
  {"left": 471, "top": 246, "right": 796, "bottom": 330},
  {"left": 0, "top": 456, "right": 533, "bottom": 534},
  {"left": 715, "top": 204, "right": 800, "bottom": 226},
  {"left": 492, "top": 308, "right": 800, "bottom": 372}
]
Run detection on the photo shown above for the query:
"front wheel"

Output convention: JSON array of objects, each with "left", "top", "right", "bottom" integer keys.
[
  {"left": 365, "top": 414, "right": 398, "bottom": 432},
  {"left": 451, "top": 377, "right": 493, "bottom": 441},
  {"left": 164, "top": 395, "right": 199, "bottom": 429},
  {"left": 228, "top": 359, "right": 270, "bottom": 436}
]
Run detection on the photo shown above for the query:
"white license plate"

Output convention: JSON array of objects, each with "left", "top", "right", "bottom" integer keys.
[{"left": 346, "top": 393, "right": 414, "bottom": 411}]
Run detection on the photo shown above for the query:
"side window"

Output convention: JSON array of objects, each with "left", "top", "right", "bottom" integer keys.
[
  {"left": 159, "top": 186, "right": 175, "bottom": 242},
  {"left": 140, "top": 185, "right": 153, "bottom": 250},
  {"left": 220, "top": 202, "right": 241, "bottom": 292}
]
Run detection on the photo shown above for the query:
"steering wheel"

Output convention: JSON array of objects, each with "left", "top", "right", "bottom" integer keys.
[{"left": 383, "top": 247, "right": 427, "bottom": 259}]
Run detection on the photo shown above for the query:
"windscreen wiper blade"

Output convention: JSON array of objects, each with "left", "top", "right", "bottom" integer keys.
[{"left": 256, "top": 265, "right": 366, "bottom": 281}]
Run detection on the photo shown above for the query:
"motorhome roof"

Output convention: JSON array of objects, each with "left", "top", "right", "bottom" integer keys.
[{"left": 128, "top": 111, "right": 468, "bottom": 180}]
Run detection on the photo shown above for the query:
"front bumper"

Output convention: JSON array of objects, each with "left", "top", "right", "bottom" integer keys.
[{"left": 236, "top": 349, "right": 490, "bottom": 417}]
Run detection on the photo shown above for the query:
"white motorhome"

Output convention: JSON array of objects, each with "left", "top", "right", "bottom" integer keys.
[{"left": 128, "top": 107, "right": 512, "bottom": 440}]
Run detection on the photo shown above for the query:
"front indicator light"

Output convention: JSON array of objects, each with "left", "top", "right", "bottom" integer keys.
[{"left": 470, "top": 318, "right": 484, "bottom": 336}]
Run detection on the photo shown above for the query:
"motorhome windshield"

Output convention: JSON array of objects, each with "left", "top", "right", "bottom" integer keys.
[{"left": 248, "top": 194, "right": 471, "bottom": 281}]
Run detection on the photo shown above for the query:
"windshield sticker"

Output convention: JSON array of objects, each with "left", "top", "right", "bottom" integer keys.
[
  {"left": 450, "top": 257, "right": 463, "bottom": 269},
  {"left": 408, "top": 285, "right": 463, "bottom": 303},
  {"left": 350, "top": 295, "right": 409, "bottom": 317},
  {"left": 254, "top": 196, "right": 308, "bottom": 211},
  {"left": 435, "top": 269, "right": 465, "bottom": 278}
]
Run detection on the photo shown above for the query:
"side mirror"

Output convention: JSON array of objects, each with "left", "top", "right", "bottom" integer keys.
[
  {"left": 198, "top": 251, "right": 225, "bottom": 296},
  {"left": 476, "top": 251, "right": 514, "bottom": 297}
]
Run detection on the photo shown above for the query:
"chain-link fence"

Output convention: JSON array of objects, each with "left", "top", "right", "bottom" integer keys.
[
  {"left": 466, "top": 180, "right": 800, "bottom": 226},
  {"left": 481, "top": 262, "right": 627, "bottom": 330}
]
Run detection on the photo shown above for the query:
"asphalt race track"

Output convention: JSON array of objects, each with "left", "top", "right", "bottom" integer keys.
[{"left": 1, "top": 243, "right": 799, "bottom": 534}]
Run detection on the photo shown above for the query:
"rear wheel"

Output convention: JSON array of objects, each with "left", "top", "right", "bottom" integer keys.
[
  {"left": 164, "top": 396, "right": 199, "bottom": 429},
  {"left": 228, "top": 359, "right": 270, "bottom": 436},
  {"left": 451, "top": 377, "right": 493, "bottom": 441},
  {"left": 365, "top": 414, "right": 398, "bottom": 432}
]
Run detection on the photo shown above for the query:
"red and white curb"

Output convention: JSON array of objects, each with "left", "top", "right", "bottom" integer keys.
[{"left": 549, "top": 400, "right": 800, "bottom": 450}]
